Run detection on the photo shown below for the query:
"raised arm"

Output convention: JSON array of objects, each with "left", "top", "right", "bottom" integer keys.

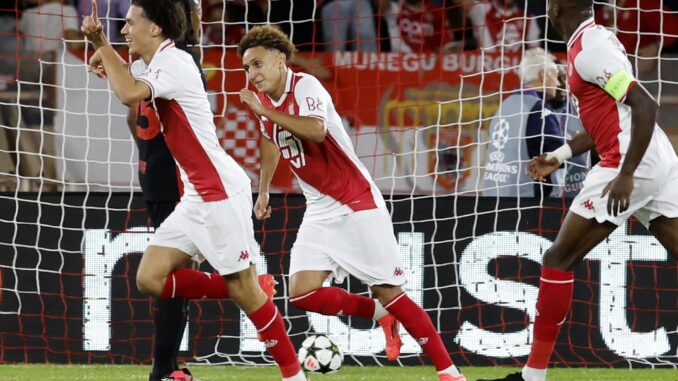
[{"left": 81, "top": 0, "right": 151, "bottom": 106}]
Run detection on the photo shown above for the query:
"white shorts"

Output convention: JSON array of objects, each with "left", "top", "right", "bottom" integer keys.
[
  {"left": 570, "top": 164, "right": 678, "bottom": 228},
  {"left": 289, "top": 207, "right": 407, "bottom": 287},
  {"left": 151, "top": 188, "right": 259, "bottom": 275}
]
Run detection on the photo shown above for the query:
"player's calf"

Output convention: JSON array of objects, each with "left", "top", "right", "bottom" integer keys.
[{"left": 381, "top": 291, "right": 465, "bottom": 381}]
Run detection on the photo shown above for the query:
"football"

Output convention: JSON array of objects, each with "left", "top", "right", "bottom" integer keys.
[{"left": 297, "top": 334, "right": 344, "bottom": 374}]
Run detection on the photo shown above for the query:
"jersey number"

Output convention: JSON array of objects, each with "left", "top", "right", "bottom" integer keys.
[{"left": 276, "top": 126, "right": 306, "bottom": 169}]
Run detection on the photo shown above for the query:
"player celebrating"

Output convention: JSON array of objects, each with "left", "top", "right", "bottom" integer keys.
[
  {"left": 81, "top": 2, "right": 307, "bottom": 381},
  {"left": 480, "top": 1, "right": 678, "bottom": 381},
  {"left": 238, "top": 25, "right": 466, "bottom": 381}
]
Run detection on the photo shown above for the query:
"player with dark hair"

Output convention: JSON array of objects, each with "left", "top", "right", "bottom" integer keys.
[
  {"left": 480, "top": 0, "right": 678, "bottom": 380},
  {"left": 82, "top": 2, "right": 307, "bottom": 380},
  {"left": 238, "top": 25, "right": 467, "bottom": 381}
]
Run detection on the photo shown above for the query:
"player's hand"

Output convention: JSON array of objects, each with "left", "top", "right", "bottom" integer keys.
[
  {"left": 527, "top": 154, "right": 559, "bottom": 182},
  {"left": 254, "top": 192, "right": 272, "bottom": 220},
  {"left": 601, "top": 172, "right": 634, "bottom": 217},
  {"left": 81, "top": 0, "right": 106, "bottom": 49},
  {"left": 239, "top": 89, "right": 266, "bottom": 116},
  {"left": 88, "top": 50, "right": 106, "bottom": 78}
]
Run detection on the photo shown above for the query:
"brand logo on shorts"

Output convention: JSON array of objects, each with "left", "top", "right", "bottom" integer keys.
[
  {"left": 417, "top": 337, "right": 429, "bottom": 345},
  {"left": 239, "top": 250, "right": 250, "bottom": 261},
  {"left": 264, "top": 339, "right": 278, "bottom": 348},
  {"left": 582, "top": 199, "right": 595, "bottom": 211},
  {"left": 394, "top": 267, "right": 404, "bottom": 277}
]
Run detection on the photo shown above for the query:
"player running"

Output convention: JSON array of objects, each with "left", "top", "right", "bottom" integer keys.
[
  {"left": 81, "top": 2, "right": 306, "bottom": 380},
  {"left": 480, "top": 1, "right": 678, "bottom": 380},
  {"left": 238, "top": 25, "right": 466, "bottom": 381}
]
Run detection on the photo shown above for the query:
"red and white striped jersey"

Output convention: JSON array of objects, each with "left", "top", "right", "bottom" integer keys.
[
  {"left": 468, "top": 0, "right": 540, "bottom": 52},
  {"left": 256, "top": 69, "right": 385, "bottom": 222},
  {"left": 130, "top": 39, "right": 251, "bottom": 202},
  {"left": 567, "top": 19, "right": 677, "bottom": 176}
]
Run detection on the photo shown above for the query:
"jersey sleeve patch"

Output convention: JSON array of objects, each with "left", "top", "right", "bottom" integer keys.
[
  {"left": 604, "top": 70, "right": 635, "bottom": 102},
  {"left": 295, "top": 76, "right": 330, "bottom": 121}
]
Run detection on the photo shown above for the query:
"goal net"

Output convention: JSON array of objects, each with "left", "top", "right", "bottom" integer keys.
[{"left": 0, "top": 0, "right": 676, "bottom": 370}]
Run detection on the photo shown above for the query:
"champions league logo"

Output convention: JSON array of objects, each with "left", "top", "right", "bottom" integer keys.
[{"left": 491, "top": 119, "right": 510, "bottom": 151}]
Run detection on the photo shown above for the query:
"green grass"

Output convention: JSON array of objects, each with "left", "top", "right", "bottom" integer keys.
[{"left": 0, "top": 365, "right": 675, "bottom": 381}]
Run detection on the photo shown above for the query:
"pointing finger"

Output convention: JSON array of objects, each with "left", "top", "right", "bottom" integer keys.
[{"left": 92, "top": 0, "right": 100, "bottom": 24}]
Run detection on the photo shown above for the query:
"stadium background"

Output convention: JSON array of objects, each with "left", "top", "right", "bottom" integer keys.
[{"left": 0, "top": 0, "right": 677, "bottom": 373}]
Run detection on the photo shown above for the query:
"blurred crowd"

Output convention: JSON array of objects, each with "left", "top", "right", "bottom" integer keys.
[{"left": 1, "top": 0, "right": 678, "bottom": 192}]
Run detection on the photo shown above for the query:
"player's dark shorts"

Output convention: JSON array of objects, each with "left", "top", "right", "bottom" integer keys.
[{"left": 146, "top": 200, "right": 177, "bottom": 229}]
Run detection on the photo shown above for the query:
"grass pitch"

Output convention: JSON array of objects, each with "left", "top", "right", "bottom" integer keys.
[{"left": 0, "top": 364, "right": 675, "bottom": 380}]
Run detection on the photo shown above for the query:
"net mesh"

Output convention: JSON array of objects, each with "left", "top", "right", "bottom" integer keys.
[{"left": 0, "top": 0, "right": 676, "bottom": 369}]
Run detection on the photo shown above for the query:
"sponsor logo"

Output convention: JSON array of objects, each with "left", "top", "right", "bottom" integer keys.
[
  {"left": 417, "top": 337, "right": 429, "bottom": 345},
  {"left": 582, "top": 199, "right": 595, "bottom": 211},
  {"left": 239, "top": 250, "right": 250, "bottom": 261},
  {"left": 394, "top": 267, "right": 404, "bottom": 277},
  {"left": 264, "top": 339, "right": 278, "bottom": 348}
]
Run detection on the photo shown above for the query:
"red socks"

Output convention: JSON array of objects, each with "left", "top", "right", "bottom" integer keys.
[
  {"left": 289, "top": 287, "right": 376, "bottom": 318},
  {"left": 248, "top": 299, "right": 302, "bottom": 378},
  {"left": 526, "top": 266, "right": 574, "bottom": 369},
  {"left": 159, "top": 269, "right": 272, "bottom": 300},
  {"left": 160, "top": 269, "right": 227, "bottom": 299},
  {"left": 384, "top": 292, "right": 453, "bottom": 372}
]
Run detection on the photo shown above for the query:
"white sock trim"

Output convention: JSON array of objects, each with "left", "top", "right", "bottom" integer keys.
[
  {"left": 289, "top": 289, "right": 318, "bottom": 303},
  {"left": 256, "top": 308, "right": 278, "bottom": 333},
  {"left": 170, "top": 274, "right": 176, "bottom": 298},
  {"left": 522, "top": 365, "right": 547, "bottom": 381},
  {"left": 540, "top": 277, "right": 573, "bottom": 284},
  {"left": 383, "top": 292, "right": 406, "bottom": 309},
  {"left": 437, "top": 364, "right": 461, "bottom": 377},
  {"left": 373, "top": 299, "right": 388, "bottom": 320}
]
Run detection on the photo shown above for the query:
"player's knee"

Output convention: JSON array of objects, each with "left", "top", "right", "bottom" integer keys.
[
  {"left": 288, "top": 273, "right": 324, "bottom": 298},
  {"left": 542, "top": 244, "right": 571, "bottom": 271},
  {"left": 370, "top": 284, "right": 402, "bottom": 306},
  {"left": 136, "top": 271, "right": 163, "bottom": 297},
  {"left": 288, "top": 281, "right": 317, "bottom": 300}
]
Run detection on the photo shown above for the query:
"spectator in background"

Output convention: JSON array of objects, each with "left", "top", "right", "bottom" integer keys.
[
  {"left": 21, "top": 0, "right": 83, "bottom": 55},
  {"left": 321, "top": 0, "right": 379, "bottom": 51},
  {"left": 548, "top": 64, "right": 590, "bottom": 197},
  {"left": 79, "top": 0, "right": 129, "bottom": 43},
  {"left": 395, "top": 0, "right": 460, "bottom": 52},
  {"left": 16, "top": 0, "right": 84, "bottom": 191},
  {"left": 0, "top": 3, "right": 25, "bottom": 190},
  {"left": 266, "top": 0, "right": 317, "bottom": 51},
  {"left": 464, "top": 0, "right": 541, "bottom": 52},
  {"left": 482, "top": 48, "right": 561, "bottom": 198},
  {"left": 203, "top": 0, "right": 264, "bottom": 46},
  {"left": 595, "top": 0, "right": 678, "bottom": 74}
]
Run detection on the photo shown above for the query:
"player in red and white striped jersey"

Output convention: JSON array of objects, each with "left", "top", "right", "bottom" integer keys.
[
  {"left": 480, "top": 1, "right": 678, "bottom": 381},
  {"left": 238, "top": 25, "right": 466, "bottom": 381},
  {"left": 81, "top": 2, "right": 305, "bottom": 380}
]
